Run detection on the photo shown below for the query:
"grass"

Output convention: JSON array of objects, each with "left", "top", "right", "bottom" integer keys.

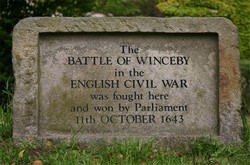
[
  {"left": 0, "top": 80, "right": 12, "bottom": 141},
  {"left": 0, "top": 82, "right": 249, "bottom": 164},
  {"left": 0, "top": 137, "right": 249, "bottom": 164}
]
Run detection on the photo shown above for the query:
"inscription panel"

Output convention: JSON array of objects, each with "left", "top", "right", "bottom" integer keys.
[{"left": 39, "top": 33, "right": 218, "bottom": 137}]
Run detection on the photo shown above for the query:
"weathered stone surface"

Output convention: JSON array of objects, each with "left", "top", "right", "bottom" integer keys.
[{"left": 12, "top": 17, "right": 242, "bottom": 144}]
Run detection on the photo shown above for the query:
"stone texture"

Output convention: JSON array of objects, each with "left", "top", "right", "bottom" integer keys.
[{"left": 12, "top": 17, "right": 242, "bottom": 144}]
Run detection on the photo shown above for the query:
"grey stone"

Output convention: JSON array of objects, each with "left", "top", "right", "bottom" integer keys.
[{"left": 12, "top": 17, "right": 242, "bottom": 145}]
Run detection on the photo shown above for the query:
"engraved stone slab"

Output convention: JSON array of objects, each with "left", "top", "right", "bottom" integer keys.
[{"left": 12, "top": 17, "right": 242, "bottom": 144}]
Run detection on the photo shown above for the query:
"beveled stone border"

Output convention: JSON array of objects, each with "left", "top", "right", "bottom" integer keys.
[{"left": 12, "top": 17, "right": 242, "bottom": 144}]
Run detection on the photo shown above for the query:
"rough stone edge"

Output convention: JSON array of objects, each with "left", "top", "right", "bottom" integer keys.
[{"left": 12, "top": 17, "right": 242, "bottom": 144}]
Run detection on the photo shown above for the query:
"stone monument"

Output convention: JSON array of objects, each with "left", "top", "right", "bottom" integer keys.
[{"left": 12, "top": 17, "right": 242, "bottom": 144}]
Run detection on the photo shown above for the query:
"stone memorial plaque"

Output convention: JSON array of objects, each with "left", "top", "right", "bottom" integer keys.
[{"left": 13, "top": 17, "right": 242, "bottom": 144}]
